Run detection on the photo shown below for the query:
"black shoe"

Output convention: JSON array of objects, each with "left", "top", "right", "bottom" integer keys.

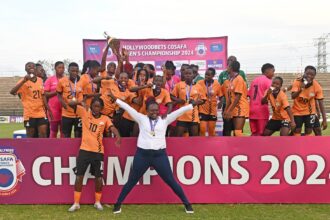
[
  {"left": 113, "top": 204, "right": 121, "bottom": 214},
  {"left": 184, "top": 204, "right": 194, "bottom": 214}
]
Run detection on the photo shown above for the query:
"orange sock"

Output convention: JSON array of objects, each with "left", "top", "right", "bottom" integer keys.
[
  {"left": 74, "top": 191, "right": 81, "bottom": 204},
  {"left": 95, "top": 192, "right": 102, "bottom": 203},
  {"left": 293, "top": 133, "right": 301, "bottom": 136},
  {"left": 234, "top": 130, "right": 243, "bottom": 136}
]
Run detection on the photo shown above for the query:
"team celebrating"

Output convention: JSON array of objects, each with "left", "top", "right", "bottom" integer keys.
[{"left": 9, "top": 40, "right": 328, "bottom": 213}]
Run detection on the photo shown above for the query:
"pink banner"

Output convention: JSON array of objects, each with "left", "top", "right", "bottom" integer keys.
[
  {"left": 1, "top": 137, "right": 330, "bottom": 204},
  {"left": 83, "top": 37, "right": 228, "bottom": 74}
]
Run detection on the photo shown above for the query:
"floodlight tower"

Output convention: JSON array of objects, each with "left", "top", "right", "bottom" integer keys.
[{"left": 315, "top": 33, "right": 330, "bottom": 73}]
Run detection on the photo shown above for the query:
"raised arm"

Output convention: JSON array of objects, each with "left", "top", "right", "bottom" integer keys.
[
  {"left": 101, "top": 44, "right": 111, "bottom": 72},
  {"left": 10, "top": 76, "right": 28, "bottom": 95},
  {"left": 165, "top": 104, "right": 193, "bottom": 125},
  {"left": 115, "top": 99, "right": 143, "bottom": 123}
]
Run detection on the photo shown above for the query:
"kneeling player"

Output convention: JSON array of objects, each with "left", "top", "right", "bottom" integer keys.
[
  {"left": 68, "top": 98, "right": 121, "bottom": 212},
  {"left": 262, "top": 77, "right": 295, "bottom": 136}
]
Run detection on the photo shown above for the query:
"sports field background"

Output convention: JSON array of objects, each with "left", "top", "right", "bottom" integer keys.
[{"left": 1, "top": 123, "right": 330, "bottom": 219}]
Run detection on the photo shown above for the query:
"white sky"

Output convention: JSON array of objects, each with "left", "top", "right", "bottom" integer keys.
[{"left": 0, "top": 0, "right": 330, "bottom": 75}]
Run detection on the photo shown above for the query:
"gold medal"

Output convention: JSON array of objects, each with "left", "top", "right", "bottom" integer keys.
[
  {"left": 72, "top": 97, "right": 76, "bottom": 102},
  {"left": 150, "top": 131, "right": 155, "bottom": 136}
]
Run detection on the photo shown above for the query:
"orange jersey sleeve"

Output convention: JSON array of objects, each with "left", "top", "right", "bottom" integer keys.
[
  {"left": 171, "top": 82, "right": 201, "bottom": 122},
  {"left": 198, "top": 80, "right": 222, "bottom": 116},
  {"left": 139, "top": 88, "right": 171, "bottom": 114},
  {"left": 314, "top": 80, "right": 324, "bottom": 100},
  {"left": 291, "top": 79, "right": 301, "bottom": 93},
  {"left": 57, "top": 77, "right": 83, "bottom": 118},
  {"left": 229, "top": 75, "right": 249, "bottom": 118},
  {"left": 17, "top": 78, "right": 46, "bottom": 120},
  {"left": 269, "top": 91, "right": 290, "bottom": 121},
  {"left": 127, "top": 79, "right": 136, "bottom": 89},
  {"left": 78, "top": 104, "right": 112, "bottom": 153},
  {"left": 80, "top": 74, "right": 97, "bottom": 108},
  {"left": 171, "top": 82, "right": 181, "bottom": 99},
  {"left": 292, "top": 80, "right": 323, "bottom": 115}
]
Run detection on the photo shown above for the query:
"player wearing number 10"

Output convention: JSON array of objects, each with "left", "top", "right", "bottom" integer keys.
[
  {"left": 67, "top": 98, "right": 121, "bottom": 212},
  {"left": 10, "top": 62, "right": 52, "bottom": 138}
]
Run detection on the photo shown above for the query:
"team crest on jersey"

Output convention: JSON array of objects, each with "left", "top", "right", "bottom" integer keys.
[
  {"left": 99, "top": 122, "right": 105, "bottom": 125},
  {"left": 156, "top": 99, "right": 162, "bottom": 104},
  {"left": 275, "top": 102, "right": 280, "bottom": 107},
  {"left": 309, "top": 92, "right": 315, "bottom": 97},
  {"left": 0, "top": 148, "right": 25, "bottom": 196},
  {"left": 195, "top": 43, "right": 207, "bottom": 56}
]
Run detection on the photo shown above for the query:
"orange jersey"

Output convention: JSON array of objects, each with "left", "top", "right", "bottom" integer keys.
[
  {"left": 291, "top": 79, "right": 323, "bottom": 116},
  {"left": 139, "top": 88, "right": 172, "bottom": 114},
  {"left": 197, "top": 80, "right": 222, "bottom": 116},
  {"left": 99, "top": 70, "right": 107, "bottom": 78},
  {"left": 76, "top": 105, "right": 113, "bottom": 154},
  {"left": 56, "top": 77, "right": 83, "bottom": 118},
  {"left": 227, "top": 75, "right": 249, "bottom": 117},
  {"left": 268, "top": 90, "right": 290, "bottom": 121},
  {"left": 100, "top": 79, "right": 136, "bottom": 95},
  {"left": 16, "top": 78, "right": 46, "bottom": 120},
  {"left": 80, "top": 74, "right": 98, "bottom": 108},
  {"left": 171, "top": 81, "right": 206, "bottom": 122}
]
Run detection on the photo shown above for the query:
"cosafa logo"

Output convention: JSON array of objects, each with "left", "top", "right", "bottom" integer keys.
[
  {"left": 195, "top": 43, "right": 207, "bottom": 56},
  {"left": 0, "top": 148, "right": 25, "bottom": 196}
]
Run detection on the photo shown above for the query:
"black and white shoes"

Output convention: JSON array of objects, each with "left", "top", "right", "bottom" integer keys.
[
  {"left": 184, "top": 204, "right": 194, "bottom": 214},
  {"left": 112, "top": 203, "right": 194, "bottom": 214},
  {"left": 113, "top": 204, "right": 122, "bottom": 214}
]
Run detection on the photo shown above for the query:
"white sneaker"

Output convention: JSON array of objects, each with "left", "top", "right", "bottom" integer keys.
[
  {"left": 94, "top": 202, "right": 104, "bottom": 211},
  {"left": 68, "top": 203, "right": 80, "bottom": 212}
]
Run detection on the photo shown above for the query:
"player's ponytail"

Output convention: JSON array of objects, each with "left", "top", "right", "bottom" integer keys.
[{"left": 81, "top": 60, "right": 91, "bottom": 75}]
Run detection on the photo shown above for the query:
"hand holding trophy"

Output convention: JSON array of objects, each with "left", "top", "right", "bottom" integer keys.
[{"left": 103, "top": 31, "right": 121, "bottom": 57}]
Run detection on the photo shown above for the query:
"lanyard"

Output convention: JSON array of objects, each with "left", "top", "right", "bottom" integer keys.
[
  {"left": 149, "top": 118, "right": 158, "bottom": 136},
  {"left": 69, "top": 78, "right": 77, "bottom": 97},
  {"left": 229, "top": 73, "right": 239, "bottom": 90},
  {"left": 167, "top": 78, "right": 174, "bottom": 92},
  {"left": 115, "top": 80, "right": 126, "bottom": 92},
  {"left": 186, "top": 83, "right": 192, "bottom": 102},
  {"left": 206, "top": 81, "right": 213, "bottom": 98}
]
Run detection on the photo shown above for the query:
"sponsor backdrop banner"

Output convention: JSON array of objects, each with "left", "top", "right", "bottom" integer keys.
[
  {"left": 2, "top": 137, "right": 330, "bottom": 204},
  {"left": 83, "top": 37, "right": 228, "bottom": 75},
  {"left": 0, "top": 116, "right": 24, "bottom": 124}
]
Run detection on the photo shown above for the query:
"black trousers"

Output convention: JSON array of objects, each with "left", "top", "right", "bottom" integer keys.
[
  {"left": 115, "top": 148, "right": 190, "bottom": 205},
  {"left": 116, "top": 117, "right": 135, "bottom": 137}
]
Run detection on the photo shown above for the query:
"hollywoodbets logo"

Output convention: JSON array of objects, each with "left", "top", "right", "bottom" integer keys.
[{"left": 0, "top": 148, "right": 25, "bottom": 196}]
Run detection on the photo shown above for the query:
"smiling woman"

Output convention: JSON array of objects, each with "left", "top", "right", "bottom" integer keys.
[{"left": 107, "top": 90, "right": 196, "bottom": 214}]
